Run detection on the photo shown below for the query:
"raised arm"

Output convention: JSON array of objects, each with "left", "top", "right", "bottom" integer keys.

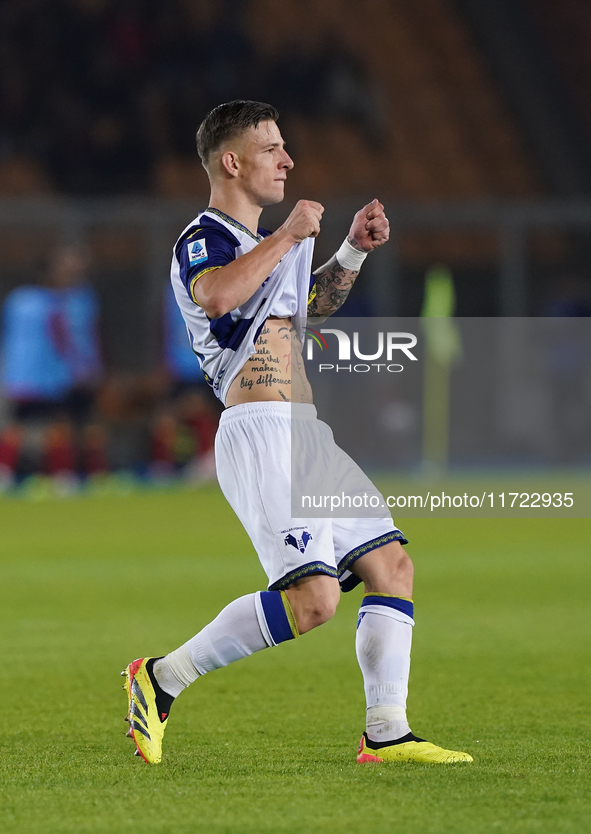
[
  {"left": 307, "top": 199, "right": 389, "bottom": 317},
  {"left": 194, "top": 200, "right": 323, "bottom": 319}
]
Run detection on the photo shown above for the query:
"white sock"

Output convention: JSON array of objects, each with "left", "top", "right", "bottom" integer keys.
[
  {"left": 154, "top": 593, "right": 274, "bottom": 697},
  {"left": 356, "top": 603, "right": 414, "bottom": 742}
]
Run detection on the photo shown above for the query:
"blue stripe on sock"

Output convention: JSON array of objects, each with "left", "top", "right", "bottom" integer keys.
[
  {"left": 259, "top": 591, "right": 296, "bottom": 645},
  {"left": 361, "top": 595, "right": 414, "bottom": 619}
]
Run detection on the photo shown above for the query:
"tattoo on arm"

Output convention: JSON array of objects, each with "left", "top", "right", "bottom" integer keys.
[{"left": 308, "top": 255, "right": 359, "bottom": 316}]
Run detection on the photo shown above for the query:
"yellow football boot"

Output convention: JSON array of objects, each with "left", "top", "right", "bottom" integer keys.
[
  {"left": 122, "top": 657, "right": 169, "bottom": 764},
  {"left": 357, "top": 732, "right": 473, "bottom": 764}
]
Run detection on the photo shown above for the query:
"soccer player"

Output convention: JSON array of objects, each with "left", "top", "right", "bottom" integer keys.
[{"left": 123, "top": 100, "right": 472, "bottom": 766}]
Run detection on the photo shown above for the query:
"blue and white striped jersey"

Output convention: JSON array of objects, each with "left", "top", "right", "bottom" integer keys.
[{"left": 170, "top": 207, "right": 315, "bottom": 405}]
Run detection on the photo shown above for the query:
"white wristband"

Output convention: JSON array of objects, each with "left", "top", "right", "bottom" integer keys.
[{"left": 335, "top": 238, "right": 367, "bottom": 271}]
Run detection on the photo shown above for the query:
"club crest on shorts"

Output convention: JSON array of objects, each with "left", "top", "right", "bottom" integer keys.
[
  {"left": 187, "top": 239, "right": 208, "bottom": 265},
  {"left": 284, "top": 530, "right": 313, "bottom": 554}
]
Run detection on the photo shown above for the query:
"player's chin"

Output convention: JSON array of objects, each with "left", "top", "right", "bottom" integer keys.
[{"left": 261, "top": 184, "right": 286, "bottom": 206}]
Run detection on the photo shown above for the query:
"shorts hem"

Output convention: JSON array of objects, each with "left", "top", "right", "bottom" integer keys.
[
  {"left": 337, "top": 531, "right": 408, "bottom": 593},
  {"left": 339, "top": 573, "right": 363, "bottom": 593},
  {"left": 268, "top": 561, "right": 339, "bottom": 591}
]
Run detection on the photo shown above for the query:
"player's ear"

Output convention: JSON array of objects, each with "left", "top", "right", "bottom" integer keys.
[{"left": 220, "top": 150, "right": 240, "bottom": 178}]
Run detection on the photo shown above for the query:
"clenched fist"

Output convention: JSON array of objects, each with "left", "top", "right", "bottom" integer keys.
[
  {"left": 281, "top": 199, "right": 324, "bottom": 244},
  {"left": 348, "top": 199, "right": 390, "bottom": 252}
]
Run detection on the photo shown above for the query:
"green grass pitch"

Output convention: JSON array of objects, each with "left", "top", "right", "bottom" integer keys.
[{"left": 0, "top": 484, "right": 589, "bottom": 834}]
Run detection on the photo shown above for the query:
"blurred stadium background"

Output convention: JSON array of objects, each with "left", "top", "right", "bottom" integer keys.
[
  {"left": 0, "top": 0, "right": 590, "bottom": 485},
  {"left": 1, "top": 6, "right": 590, "bottom": 833}
]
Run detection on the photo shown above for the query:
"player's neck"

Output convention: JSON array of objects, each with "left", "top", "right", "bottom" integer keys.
[{"left": 208, "top": 189, "right": 262, "bottom": 236}]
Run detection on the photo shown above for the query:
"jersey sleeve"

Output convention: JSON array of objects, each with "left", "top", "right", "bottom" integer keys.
[{"left": 175, "top": 225, "right": 238, "bottom": 304}]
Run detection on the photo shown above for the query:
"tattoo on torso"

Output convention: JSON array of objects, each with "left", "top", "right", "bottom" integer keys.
[{"left": 227, "top": 318, "right": 313, "bottom": 406}]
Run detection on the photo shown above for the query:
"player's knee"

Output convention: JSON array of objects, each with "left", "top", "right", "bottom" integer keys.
[
  {"left": 305, "top": 592, "right": 339, "bottom": 631},
  {"left": 382, "top": 545, "right": 414, "bottom": 591},
  {"left": 352, "top": 541, "right": 414, "bottom": 597},
  {"left": 286, "top": 574, "right": 340, "bottom": 634}
]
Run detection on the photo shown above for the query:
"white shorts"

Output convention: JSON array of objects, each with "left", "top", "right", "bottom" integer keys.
[{"left": 215, "top": 401, "right": 407, "bottom": 592}]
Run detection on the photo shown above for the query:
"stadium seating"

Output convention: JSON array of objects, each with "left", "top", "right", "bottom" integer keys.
[
  {"left": 0, "top": 0, "right": 581, "bottom": 268},
  {"left": 0, "top": 0, "right": 541, "bottom": 205},
  {"left": 247, "top": 0, "right": 540, "bottom": 201},
  {"left": 526, "top": 0, "right": 591, "bottom": 142}
]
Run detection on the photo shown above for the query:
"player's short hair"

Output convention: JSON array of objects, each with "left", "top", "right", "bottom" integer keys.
[{"left": 196, "top": 100, "right": 280, "bottom": 167}]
